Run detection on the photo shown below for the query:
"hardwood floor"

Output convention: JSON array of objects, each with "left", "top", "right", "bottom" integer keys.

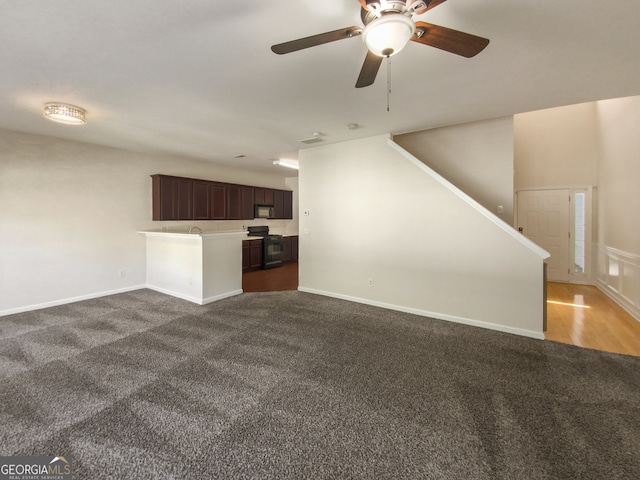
[
  {"left": 242, "top": 262, "right": 298, "bottom": 292},
  {"left": 546, "top": 282, "right": 640, "bottom": 356}
]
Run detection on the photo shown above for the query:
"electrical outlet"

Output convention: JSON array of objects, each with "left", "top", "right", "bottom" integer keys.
[
  {"left": 119, "top": 269, "right": 126, "bottom": 278},
  {"left": 368, "top": 278, "right": 374, "bottom": 287}
]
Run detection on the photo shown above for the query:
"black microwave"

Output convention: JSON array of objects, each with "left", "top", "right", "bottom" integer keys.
[{"left": 254, "top": 204, "right": 275, "bottom": 219}]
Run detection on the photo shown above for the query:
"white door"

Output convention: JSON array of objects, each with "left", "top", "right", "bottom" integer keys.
[{"left": 517, "top": 189, "right": 570, "bottom": 282}]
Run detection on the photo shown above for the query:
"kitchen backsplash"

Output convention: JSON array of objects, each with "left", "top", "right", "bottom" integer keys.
[{"left": 156, "top": 219, "right": 296, "bottom": 235}]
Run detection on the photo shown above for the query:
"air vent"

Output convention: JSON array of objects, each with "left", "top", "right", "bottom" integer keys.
[{"left": 299, "top": 136, "right": 325, "bottom": 145}]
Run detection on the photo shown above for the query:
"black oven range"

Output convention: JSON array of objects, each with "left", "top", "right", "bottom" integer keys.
[{"left": 246, "top": 226, "right": 284, "bottom": 269}]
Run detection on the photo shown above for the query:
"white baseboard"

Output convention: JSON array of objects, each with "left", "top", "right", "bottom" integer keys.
[
  {"left": 0, "top": 285, "right": 146, "bottom": 317},
  {"left": 297, "top": 287, "right": 545, "bottom": 340},
  {"left": 202, "top": 289, "right": 243, "bottom": 305},
  {"left": 595, "top": 281, "right": 640, "bottom": 323},
  {"left": 146, "top": 285, "right": 243, "bottom": 305}
]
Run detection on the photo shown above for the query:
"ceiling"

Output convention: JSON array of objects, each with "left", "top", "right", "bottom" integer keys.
[{"left": 2, "top": 0, "right": 640, "bottom": 176}]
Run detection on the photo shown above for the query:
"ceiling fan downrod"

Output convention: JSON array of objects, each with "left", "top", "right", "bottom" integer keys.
[{"left": 361, "top": 0, "right": 428, "bottom": 19}]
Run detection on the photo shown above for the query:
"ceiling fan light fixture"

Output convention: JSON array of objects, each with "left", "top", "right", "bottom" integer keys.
[
  {"left": 43, "top": 103, "right": 87, "bottom": 125},
  {"left": 362, "top": 14, "right": 415, "bottom": 57}
]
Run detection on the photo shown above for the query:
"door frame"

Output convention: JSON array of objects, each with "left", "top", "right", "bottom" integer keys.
[{"left": 515, "top": 186, "right": 594, "bottom": 285}]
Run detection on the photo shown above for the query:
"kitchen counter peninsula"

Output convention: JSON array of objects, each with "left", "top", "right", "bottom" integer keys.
[{"left": 139, "top": 230, "right": 244, "bottom": 305}]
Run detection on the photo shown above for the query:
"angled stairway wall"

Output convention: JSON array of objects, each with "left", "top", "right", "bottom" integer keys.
[
  {"left": 298, "top": 134, "right": 549, "bottom": 338},
  {"left": 394, "top": 116, "right": 515, "bottom": 224}
]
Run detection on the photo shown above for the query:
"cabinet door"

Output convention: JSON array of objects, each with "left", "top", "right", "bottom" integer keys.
[
  {"left": 211, "top": 183, "right": 226, "bottom": 220},
  {"left": 176, "top": 178, "right": 193, "bottom": 220},
  {"left": 291, "top": 236, "right": 298, "bottom": 262},
  {"left": 192, "top": 180, "right": 211, "bottom": 220},
  {"left": 282, "top": 236, "right": 292, "bottom": 262},
  {"left": 249, "top": 241, "right": 262, "bottom": 269},
  {"left": 264, "top": 189, "right": 274, "bottom": 205},
  {"left": 273, "top": 190, "right": 284, "bottom": 219},
  {"left": 242, "top": 241, "right": 251, "bottom": 271},
  {"left": 283, "top": 191, "right": 293, "bottom": 219},
  {"left": 152, "top": 175, "right": 177, "bottom": 220},
  {"left": 226, "top": 185, "right": 242, "bottom": 220},
  {"left": 241, "top": 186, "right": 255, "bottom": 220},
  {"left": 254, "top": 187, "right": 265, "bottom": 205}
]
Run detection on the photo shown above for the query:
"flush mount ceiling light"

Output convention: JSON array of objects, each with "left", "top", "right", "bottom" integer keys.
[
  {"left": 362, "top": 14, "right": 415, "bottom": 57},
  {"left": 273, "top": 159, "right": 299, "bottom": 170},
  {"left": 43, "top": 103, "right": 87, "bottom": 125}
]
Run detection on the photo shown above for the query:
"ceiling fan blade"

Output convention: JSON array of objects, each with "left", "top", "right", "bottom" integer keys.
[
  {"left": 271, "top": 26, "right": 362, "bottom": 55},
  {"left": 355, "top": 50, "right": 383, "bottom": 88},
  {"left": 412, "top": 22, "right": 489, "bottom": 58},
  {"left": 422, "top": 0, "right": 448, "bottom": 12}
]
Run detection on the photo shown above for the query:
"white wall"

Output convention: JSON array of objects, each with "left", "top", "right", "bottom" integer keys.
[
  {"left": 514, "top": 102, "right": 599, "bottom": 190},
  {"left": 0, "top": 128, "right": 296, "bottom": 315},
  {"left": 594, "top": 96, "right": 640, "bottom": 319},
  {"left": 595, "top": 96, "right": 640, "bottom": 254},
  {"left": 394, "top": 117, "right": 515, "bottom": 223},
  {"left": 298, "top": 135, "right": 548, "bottom": 338}
]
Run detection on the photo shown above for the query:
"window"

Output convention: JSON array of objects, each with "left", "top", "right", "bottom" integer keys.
[{"left": 573, "top": 192, "right": 586, "bottom": 274}]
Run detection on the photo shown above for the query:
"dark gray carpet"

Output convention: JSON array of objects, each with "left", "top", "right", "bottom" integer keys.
[{"left": 1, "top": 290, "right": 639, "bottom": 479}]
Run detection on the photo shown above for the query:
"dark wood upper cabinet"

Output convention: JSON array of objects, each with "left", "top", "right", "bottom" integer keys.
[
  {"left": 226, "top": 184, "right": 242, "bottom": 220},
  {"left": 241, "top": 186, "right": 255, "bottom": 220},
  {"left": 211, "top": 183, "right": 226, "bottom": 220},
  {"left": 152, "top": 175, "right": 176, "bottom": 220},
  {"left": 273, "top": 189, "right": 284, "bottom": 219},
  {"left": 254, "top": 187, "right": 275, "bottom": 205},
  {"left": 192, "top": 180, "right": 210, "bottom": 220},
  {"left": 151, "top": 174, "right": 293, "bottom": 221},
  {"left": 254, "top": 187, "right": 265, "bottom": 205},
  {"left": 152, "top": 175, "right": 193, "bottom": 220},
  {"left": 176, "top": 178, "right": 193, "bottom": 220},
  {"left": 283, "top": 190, "right": 293, "bottom": 219},
  {"left": 264, "top": 189, "right": 274, "bottom": 205}
]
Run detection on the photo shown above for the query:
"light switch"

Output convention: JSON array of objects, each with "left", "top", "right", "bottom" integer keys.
[{"left": 497, "top": 205, "right": 504, "bottom": 214}]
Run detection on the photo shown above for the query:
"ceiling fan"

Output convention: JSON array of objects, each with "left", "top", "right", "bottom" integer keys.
[{"left": 271, "top": 0, "right": 489, "bottom": 88}]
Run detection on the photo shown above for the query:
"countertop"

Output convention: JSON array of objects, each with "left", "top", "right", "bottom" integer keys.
[
  {"left": 139, "top": 230, "right": 298, "bottom": 239},
  {"left": 139, "top": 230, "right": 246, "bottom": 238},
  {"left": 243, "top": 232, "right": 299, "bottom": 240}
]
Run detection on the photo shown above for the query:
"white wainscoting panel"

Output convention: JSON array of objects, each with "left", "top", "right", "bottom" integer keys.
[{"left": 596, "top": 245, "right": 640, "bottom": 322}]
